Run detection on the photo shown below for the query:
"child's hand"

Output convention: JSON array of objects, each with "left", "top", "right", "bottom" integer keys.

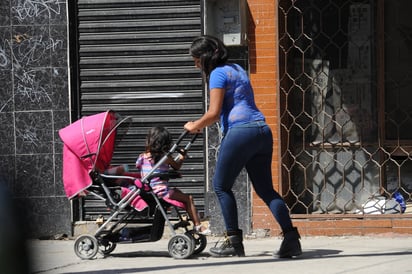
[{"left": 178, "top": 149, "right": 187, "bottom": 160}]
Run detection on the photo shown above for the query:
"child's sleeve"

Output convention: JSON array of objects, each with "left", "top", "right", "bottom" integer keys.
[{"left": 136, "top": 155, "right": 143, "bottom": 169}]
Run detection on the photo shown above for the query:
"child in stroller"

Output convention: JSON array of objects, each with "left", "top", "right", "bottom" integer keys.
[{"left": 137, "top": 126, "right": 210, "bottom": 235}]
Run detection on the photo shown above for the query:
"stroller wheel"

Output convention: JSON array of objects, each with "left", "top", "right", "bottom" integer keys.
[
  {"left": 98, "top": 240, "right": 117, "bottom": 255},
  {"left": 186, "top": 232, "right": 207, "bottom": 255},
  {"left": 168, "top": 234, "right": 194, "bottom": 259},
  {"left": 74, "top": 234, "right": 99, "bottom": 260}
]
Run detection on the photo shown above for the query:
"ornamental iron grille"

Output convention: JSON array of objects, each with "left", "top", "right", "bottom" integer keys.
[{"left": 278, "top": 0, "right": 411, "bottom": 215}]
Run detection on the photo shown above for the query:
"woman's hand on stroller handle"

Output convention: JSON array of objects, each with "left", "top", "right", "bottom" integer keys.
[{"left": 183, "top": 121, "right": 201, "bottom": 134}]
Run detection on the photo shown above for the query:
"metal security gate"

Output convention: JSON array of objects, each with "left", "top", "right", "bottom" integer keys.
[
  {"left": 279, "top": 0, "right": 411, "bottom": 215},
  {"left": 68, "top": 0, "right": 204, "bottom": 220}
]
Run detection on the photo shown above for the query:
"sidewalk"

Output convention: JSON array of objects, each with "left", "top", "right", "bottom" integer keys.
[{"left": 29, "top": 234, "right": 412, "bottom": 274}]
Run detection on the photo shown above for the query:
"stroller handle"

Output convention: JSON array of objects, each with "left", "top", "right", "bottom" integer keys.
[
  {"left": 171, "top": 130, "right": 198, "bottom": 162},
  {"left": 176, "top": 130, "right": 198, "bottom": 145},
  {"left": 174, "top": 130, "right": 199, "bottom": 157},
  {"left": 141, "top": 130, "right": 199, "bottom": 185}
]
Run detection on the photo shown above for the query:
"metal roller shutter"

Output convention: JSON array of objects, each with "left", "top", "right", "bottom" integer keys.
[{"left": 71, "top": 0, "right": 204, "bottom": 220}]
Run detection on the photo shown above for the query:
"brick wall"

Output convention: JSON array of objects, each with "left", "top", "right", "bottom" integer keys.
[
  {"left": 247, "top": 0, "right": 281, "bottom": 234},
  {"left": 294, "top": 216, "right": 412, "bottom": 236}
]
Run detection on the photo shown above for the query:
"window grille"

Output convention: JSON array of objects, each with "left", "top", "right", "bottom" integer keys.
[{"left": 278, "top": 0, "right": 411, "bottom": 215}]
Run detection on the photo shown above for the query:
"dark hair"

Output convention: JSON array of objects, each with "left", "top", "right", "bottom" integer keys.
[
  {"left": 145, "top": 126, "right": 172, "bottom": 163},
  {"left": 189, "top": 35, "right": 228, "bottom": 79}
]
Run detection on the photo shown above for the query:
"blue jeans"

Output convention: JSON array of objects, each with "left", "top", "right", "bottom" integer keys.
[{"left": 212, "top": 121, "right": 293, "bottom": 232}]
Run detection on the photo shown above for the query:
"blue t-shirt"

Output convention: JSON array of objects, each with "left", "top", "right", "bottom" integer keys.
[{"left": 209, "top": 63, "right": 265, "bottom": 133}]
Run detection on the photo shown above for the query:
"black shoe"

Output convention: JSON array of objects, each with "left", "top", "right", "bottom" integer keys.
[
  {"left": 209, "top": 230, "right": 245, "bottom": 257},
  {"left": 277, "top": 227, "right": 302, "bottom": 258}
]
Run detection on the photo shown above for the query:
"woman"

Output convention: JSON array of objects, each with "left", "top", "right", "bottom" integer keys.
[{"left": 184, "top": 35, "right": 302, "bottom": 257}]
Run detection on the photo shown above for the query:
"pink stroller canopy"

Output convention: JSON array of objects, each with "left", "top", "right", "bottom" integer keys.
[{"left": 59, "top": 110, "right": 120, "bottom": 199}]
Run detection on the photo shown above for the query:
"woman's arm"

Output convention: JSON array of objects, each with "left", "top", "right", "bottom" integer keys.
[{"left": 184, "top": 87, "right": 225, "bottom": 133}]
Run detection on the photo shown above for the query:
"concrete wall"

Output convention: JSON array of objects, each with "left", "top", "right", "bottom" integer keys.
[{"left": 0, "top": 0, "right": 71, "bottom": 238}]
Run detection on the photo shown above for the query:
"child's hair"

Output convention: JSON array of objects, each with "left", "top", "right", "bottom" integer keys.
[
  {"left": 145, "top": 126, "right": 172, "bottom": 163},
  {"left": 189, "top": 35, "right": 228, "bottom": 79}
]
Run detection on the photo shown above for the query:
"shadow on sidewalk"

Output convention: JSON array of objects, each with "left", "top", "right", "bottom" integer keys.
[{"left": 59, "top": 247, "right": 412, "bottom": 274}]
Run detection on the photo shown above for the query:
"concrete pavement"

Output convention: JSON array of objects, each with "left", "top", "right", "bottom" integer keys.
[{"left": 28, "top": 234, "right": 412, "bottom": 274}]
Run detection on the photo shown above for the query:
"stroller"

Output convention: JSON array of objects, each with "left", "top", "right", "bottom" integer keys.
[{"left": 58, "top": 110, "right": 207, "bottom": 259}]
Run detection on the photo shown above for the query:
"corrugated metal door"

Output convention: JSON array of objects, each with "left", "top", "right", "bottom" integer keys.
[{"left": 70, "top": 0, "right": 204, "bottom": 220}]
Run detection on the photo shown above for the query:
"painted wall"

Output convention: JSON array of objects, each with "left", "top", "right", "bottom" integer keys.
[{"left": 0, "top": 0, "right": 71, "bottom": 237}]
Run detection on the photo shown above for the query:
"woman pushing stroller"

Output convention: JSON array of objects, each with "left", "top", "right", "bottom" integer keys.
[
  {"left": 184, "top": 35, "right": 302, "bottom": 258},
  {"left": 136, "top": 126, "right": 210, "bottom": 236}
]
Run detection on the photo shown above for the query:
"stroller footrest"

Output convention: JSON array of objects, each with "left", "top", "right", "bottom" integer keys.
[{"left": 173, "top": 220, "right": 191, "bottom": 230}]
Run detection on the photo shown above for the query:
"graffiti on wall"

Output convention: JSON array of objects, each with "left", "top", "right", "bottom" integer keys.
[{"left": 12, "top": 0, "right": 62, "bottom": 22}]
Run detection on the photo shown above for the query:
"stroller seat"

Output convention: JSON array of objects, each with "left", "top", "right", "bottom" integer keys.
[{"left": 101, "top": 166, "right": 187, "bottom": 211}]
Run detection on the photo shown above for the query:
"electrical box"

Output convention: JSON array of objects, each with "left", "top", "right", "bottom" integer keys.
[{"left": 204, "top": 0, "right": 248, "bottom": 46}]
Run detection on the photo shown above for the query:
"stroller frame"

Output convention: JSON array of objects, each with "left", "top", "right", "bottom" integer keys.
[{"left": 59, "top": 110, "right": 207, "bottom": 259}]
